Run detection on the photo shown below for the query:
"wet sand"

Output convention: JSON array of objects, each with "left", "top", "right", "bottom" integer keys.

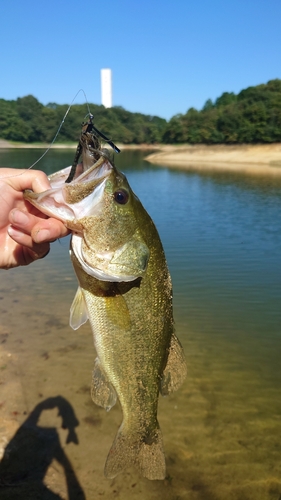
[
  {"left": 0, "top": 317, "right": 276, "bottom": 500},
  {"left": 1, "top": 258, "right": 281, "bottom": 500}
]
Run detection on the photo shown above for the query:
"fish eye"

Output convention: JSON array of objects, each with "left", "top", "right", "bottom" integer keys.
[{"left": 114, "top": 189, "right": 129, "bottom": 205}]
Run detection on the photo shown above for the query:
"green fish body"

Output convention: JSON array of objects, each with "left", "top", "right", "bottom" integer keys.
[{"left": 24, "top": 156, "right": 186, "bottom": 480}]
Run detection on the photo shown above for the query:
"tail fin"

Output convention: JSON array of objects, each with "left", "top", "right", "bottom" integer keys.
[{"left": 104, "top": 424, "right": 166, "bottom": 480}]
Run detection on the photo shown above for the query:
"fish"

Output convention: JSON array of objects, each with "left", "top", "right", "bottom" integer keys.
[{"left": 24, "top": 138, "right": 187, "bottom": 480}]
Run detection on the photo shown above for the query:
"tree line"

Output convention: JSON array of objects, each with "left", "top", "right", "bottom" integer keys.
[
  {"left": 1, "top": 79, "right": 281, "bottom": 144},
  {"left": 163, "top": 79, "right": 281, "bottom": 144},
  {"left": 0, "top": 96, "right": 166, "bottom": 144}
]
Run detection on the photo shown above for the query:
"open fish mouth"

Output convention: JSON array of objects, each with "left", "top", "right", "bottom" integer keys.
[
  {"left": 24, "top": 113, "right": 118, "bottom": 222},
  {"left": 48, "top": 155, "right": 112, "bottom": 190},
  {"left": 24, "top": 156, "right": 113, "bottom": 223}
]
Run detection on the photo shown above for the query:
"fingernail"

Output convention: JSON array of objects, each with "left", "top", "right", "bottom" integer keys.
[
  {"left": 11, "top": 209, "right": 29, "bottom": 226},
  {"left": 8, "top": 226, "right": 23, "bottom": 238},
  {"left": 33, "top": 229, "right": 51, "bottom": 243}
]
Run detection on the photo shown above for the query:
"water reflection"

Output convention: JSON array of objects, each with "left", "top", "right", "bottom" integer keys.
[
  {"left": 0, "top": 148, "right": 75, "bottom": 174},
  {"left": 0, "top": 396, "right": 85, "bottom": 499}
]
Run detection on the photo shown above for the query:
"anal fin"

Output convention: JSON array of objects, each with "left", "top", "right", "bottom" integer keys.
[
  {"left": 160, "top": 333, "right": 187, "bottom": 396},
  {"left": 91, "top": 358, "right": 117, "bottom": 411}
]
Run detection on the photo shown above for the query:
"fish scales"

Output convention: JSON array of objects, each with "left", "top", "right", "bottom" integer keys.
[{"left": 24, "top": 134, "right": 186, "bottom": 480}]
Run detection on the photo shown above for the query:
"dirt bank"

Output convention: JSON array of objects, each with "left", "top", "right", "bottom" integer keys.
[
  {"left": 0, "top": 140, "right": 160, "bottom": 150},
  {"left": 145, "top": 144, "right": 281, "bottom": 175}
]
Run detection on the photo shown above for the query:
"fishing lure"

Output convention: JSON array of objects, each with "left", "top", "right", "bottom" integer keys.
[{"left": 65, "top": 114, "right": 120, "bottom": 183}]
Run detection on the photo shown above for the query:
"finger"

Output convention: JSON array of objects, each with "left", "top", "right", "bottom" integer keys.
[
  {"left": 2, "top": 169, "right": 51, "bottom": 193},
  {"left": 31, "top": 218, "right": 70, "bottom": 243},
  {"left": 9, "top": 209, "right": 47, "bottom": 233},
  {"left": 7, "top": 226, "right": 51, "bottom": 260},
  {"left": 9, "top": 209, "right": 69, "bottom": 243}
]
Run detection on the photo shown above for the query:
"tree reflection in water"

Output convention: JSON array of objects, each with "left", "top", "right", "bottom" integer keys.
[{"left": 0, "top": 396, "right": 85, "bottom": 499}]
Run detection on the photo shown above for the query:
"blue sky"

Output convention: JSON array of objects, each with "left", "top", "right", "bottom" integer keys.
[{"left": 1, "top": 0, "right": 281, "bottom": 120}]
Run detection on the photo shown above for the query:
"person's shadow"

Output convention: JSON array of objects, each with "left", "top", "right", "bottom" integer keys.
[{"left": 0, "top": 396, "right": 85, "bottom": 499}]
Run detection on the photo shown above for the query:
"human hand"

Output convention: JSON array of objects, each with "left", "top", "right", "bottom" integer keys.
[{"left": 0, "top": 168, "right": 69, "bottom": 269}]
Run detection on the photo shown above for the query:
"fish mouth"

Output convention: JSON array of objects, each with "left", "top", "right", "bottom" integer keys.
[
  {"left": 24, "top": 156, "right": 113, "bottom": 222},
  {"left": 48, "top": 156, "right": 112, "bottom": 189}
]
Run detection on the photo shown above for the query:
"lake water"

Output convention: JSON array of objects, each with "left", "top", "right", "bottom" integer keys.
[{"left": 0, "top": 148, "right": 281, "bottom": 499}]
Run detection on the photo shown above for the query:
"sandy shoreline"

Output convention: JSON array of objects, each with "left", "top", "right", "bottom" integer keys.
[
  {"left": 2, "top": 140, "right": 281, "bottom": 175},
  {"left": 0, "top": 140, "right": 160, "bottom": 150},
  {"left": 145, "top": 143, "right": 281, "bottom": 175}
]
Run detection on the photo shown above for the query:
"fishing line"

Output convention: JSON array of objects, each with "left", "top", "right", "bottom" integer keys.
[
  {"left": 0, "top": 89, "right": 92, "bottom": 180},
  {"left": 27, "top": 89, "right": 91, "bottom": 170}
]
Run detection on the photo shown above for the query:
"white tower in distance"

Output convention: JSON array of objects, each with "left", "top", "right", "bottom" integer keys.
[{"left": 101, "top": 68, "right": 112, "bottom": 108}]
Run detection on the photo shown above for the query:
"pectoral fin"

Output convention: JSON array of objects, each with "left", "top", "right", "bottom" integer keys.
[
  {"left": 69, "top": 287, "right": 88, "bottom": 330},
  {"left": 160, "top": 333, "right": 187, "bottom": 396},
  {"left": 91, "top": 358, "right": 117, "bottom": 411},
  {"left": 109, "top": 238, "right": 150, "bottom": 278}
]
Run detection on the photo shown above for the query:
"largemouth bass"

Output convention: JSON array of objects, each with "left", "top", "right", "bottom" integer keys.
[{"left": 24, "top": 146, "right": 186, "bottom": 480}]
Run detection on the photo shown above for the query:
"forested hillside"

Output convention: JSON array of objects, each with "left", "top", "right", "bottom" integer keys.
[
  {"left": 0, "top": 96, "right": 166, "bottom": 144},
  {"left": 1, "top": 79, "right": 281, "bottom": 144},
  {"left": 163, "top": 79, "right": 281, "bottom": 144}
]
